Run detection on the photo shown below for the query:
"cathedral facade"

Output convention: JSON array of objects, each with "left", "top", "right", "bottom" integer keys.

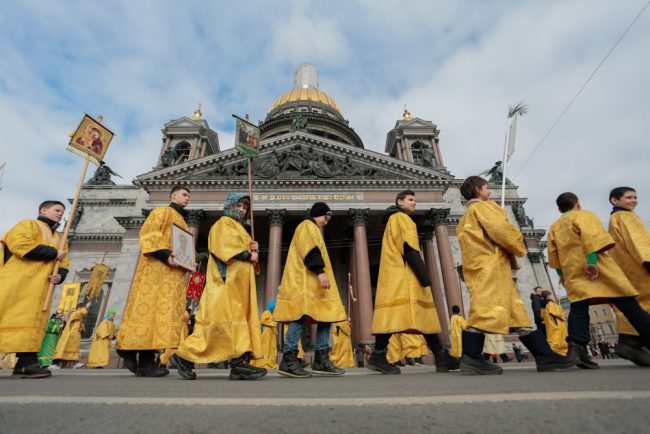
[{"left": 63, "top": 64, "right": 553, "bottom": 355}]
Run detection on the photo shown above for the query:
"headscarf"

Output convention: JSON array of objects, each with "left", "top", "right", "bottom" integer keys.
[{"left": 223, "top": 192, "right": 249, "bottom": 224}]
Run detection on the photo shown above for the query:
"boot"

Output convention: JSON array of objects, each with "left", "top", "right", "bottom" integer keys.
[
  {"left": 615, "top": 334, "right": 650, "bottom": 367},
  {"left": 312, "top": 349, "right": 345, "bottom": 376},
  {"left": 405, "top": 357, "right": 416, "bottom": 366},
  {"left": 12, "top": 364, "right": 52, "bottom": 379},
  {"left": 366, "top": 348, "right": 400, "bottom": 375},
  {"left": 434, "top": 348, "right": 459, "bottom": 373},
  {"left": 116, "top": 349, "right": 138, "bottom": 374},
  {"left": 519, "top": 329, "right": 577, "bottom": 372},
  {"left": 279, "top": 350, "right": 312, "bottom": 378},
  {"left": 137, "top": 350, "right": 169, "bottom": 377},
  {"left": 567, "top": 342, "right": 599, "bottom": 369},
  {"left": 169, "top": 353, "right": 197, "bottom": 380},
  {"left": 229, "top": 355, "right": 267, "bottom": 380},
  {"left": 460, "top": 331, "right": 503, "bottom": 375}
]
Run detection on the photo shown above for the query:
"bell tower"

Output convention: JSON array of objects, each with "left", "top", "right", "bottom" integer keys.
[
  {"left": 157, "top": 105, "right": 220, "bottom": 168},
  {"left": 385, "top": 107, "right": 445, "bottom": 170}
]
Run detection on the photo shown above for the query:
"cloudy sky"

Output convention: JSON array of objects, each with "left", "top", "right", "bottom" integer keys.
[{"left": 1, "top": 0, "right": 649, "bottom": 239}]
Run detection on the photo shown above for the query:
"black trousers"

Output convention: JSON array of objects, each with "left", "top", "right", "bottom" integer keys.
[
  {"left": 15, "top": 352, "right": 38, "bottom": 368},
  {"left": 568, "top": 297, "right": 650, "bottom": 345},
  {"left": 374, "top": 333, "right": 442, "bottom": 352}
]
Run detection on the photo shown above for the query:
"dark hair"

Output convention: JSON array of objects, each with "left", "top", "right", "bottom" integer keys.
[
  {"left": 452, "top": 305, "right": 460, "bottom": 314},
  {"left": 609, "top": 186, "right": 636, "bottom": 204},
  {"left": 556, "top": 192, "right": 579, "bottom": 213},
  {"left": 541, "top": 290, "right": 552, "bottom": 299},
  {"left": 38, "top": 200, "right": 65, "bottom": 213},
  {"left": 533, "top": 286, "right": 542, "bottom": 292},
  {"left": 395, "top": 190, "right": 415, "bottom": 205},
  {"left": 238, "top": 196, "right": 250, "bottom": 208},
  {"left": 170, "top": 185, "right": 190, "bottom": 196},
  {"left": 460, "top": 176, "right": 488, "bottom": 201}
]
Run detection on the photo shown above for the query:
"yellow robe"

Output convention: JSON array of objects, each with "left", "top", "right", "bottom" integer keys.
[
  {"left": 457, "top": 200, "right": 531, "bottom": 334},
  {"left": 387, "top": 334, "right": 403, "bottom": 364},
  {"left": 400, "top": 333, "right": 427, "bottom": 358},
  {"left": 87, "top": 319, "right": 116, "bottom": 368},
  {"left": 608, "top": 211, "right": 650, "bottom": 336},
  {"left": 252, "top": 310, "right": 278, "bottom": 369},
  {"left": 330, "top": 320, "right": 356, "bottom": 368},
  {"left": 273, "top": 219, "right": 346, "bottom": 323},
  {"left": 483, "top": 333, "right": 505, "bottom": 355},
  {"left": 547, "top": 210, "right": 637, "bottom": 303},
  {"left": 541, "top": 301, "right": 568, "bottom": 355},
  {"left": 177, "top": 217, "right": 262, "bottom": 362},
  {"left": 160, "top": 311, "right": 190, "bottom": 365},
  {"left": 449, "top": 314, "right": 467, "bottom": 358},
  {"left": 371, "top": 211, "right": 441, "bottom": 334},
  {"left": 116, "top": 206, "right": 189, "bottom": 350},
  {"left": 0, "top": 220, "right": 69, "bottom": 353},
  {"left": 283, "top": 324, "right": 303, "bottom": 359},
  {"left": 53, "top": 307, "right": 88, "bottom": 361}
]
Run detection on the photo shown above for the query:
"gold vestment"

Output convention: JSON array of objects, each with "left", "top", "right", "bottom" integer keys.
[
  {"left": 330, "top": 320, "right": 356, "bottom": 368},
  {"left": 53, "top": 307, "right": 88, "bottom": 361},
  {"left": 541, "top": 301, "right": 568, "bottom": 355},
  {"left": 87, "top": 319, "right": 116, "bottom": 368},
  {"left": 252, "top": 310, "right": 278, "bottom": 369}
]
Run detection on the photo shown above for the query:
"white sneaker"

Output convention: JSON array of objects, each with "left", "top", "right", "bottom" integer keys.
[
  {"left": 49, "top": 364, "right": 60, "bottom": 370},
  {"left": 73, "top": 362, "right": 85, "bottom": 369}
]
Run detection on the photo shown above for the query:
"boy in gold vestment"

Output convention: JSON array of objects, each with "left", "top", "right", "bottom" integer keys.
[
  {"left": 368, "top": 190, "right": 456, "bottom": 375},
  {"left": 87, "top": 310, "right": 117, "bottom": 368},
  {"left": 330, "top": 319, "right": 356, "bottom": 368},
  {"left": 274, "top": 202, "right": 346, "bottom": 378},
  {"left": 607, "top": 187, "right": 650, "bottom": 366},
  {"left": 53, "top": 302, "right": 90, "bottom": 367},
  {"left": 548, "top": 191, "right": 650, "bottom": 369},
  {"left": 540, "top": 292, "right": 568, "bottom": 356},
  {"left": 457, "top": 177, "right": 576, "bottom": 375},
  {"left": 252, "top": 300, "right": 279, "bottom": 370},
  {"left": 116, "top": 186, "right": 191, "bottom": 377},
  {"left": 0, "top": 200, "right": 69, "bottom": 378},
  {"left": 170, "top": 193, "right": 265, "bottom": 380},
  {"left": 449, "top": 305, "right": 467, "bottom": 358}
]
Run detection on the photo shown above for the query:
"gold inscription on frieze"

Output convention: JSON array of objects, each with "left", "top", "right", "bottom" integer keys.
[{"left": 253, "top": 193, "right": 362, "bottom": 201}]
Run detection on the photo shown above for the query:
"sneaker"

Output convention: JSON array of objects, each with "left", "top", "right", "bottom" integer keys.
[
  {"left": 279, "top": 350, "right": 312, "bottom": 378},
  {"left": 459, "top": 355, "right": 503, "bottom": 375},
  {"left": 12, "top": 364, "right": 52, "bottom": 379},
  {"left": 615, "top": 342, "right": 650, "bottom": 367},
  {"left": 229, "top": 358, "right": 267, "bottom": 380},
  {"left": 568, "top": 343, "right": 599, "bottom": 369},
  {"left": 312, "top": 350, "right": 345, "bottom": 376},
  {"left": 366, "top": 349, "right": 400, "bottom": 375},
  {"left": 533, "top": 353, "right": 578, "bottom": 372},
  {"left": 49, "top": 364, "right": 60, "bottom": 370},
  {"left": 169, "top": 354, "right": 196, "bottom": 380},
  {"left": 73, "top": 362, "right": 85, "bottom": 369}
]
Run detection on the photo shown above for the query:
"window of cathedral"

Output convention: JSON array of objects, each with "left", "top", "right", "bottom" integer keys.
[
  {"left": 173, "top": 141, "right": 191, "bottom": 164},
  {"left": 411, "top": 141, "right": 424, "bottom": 165}
]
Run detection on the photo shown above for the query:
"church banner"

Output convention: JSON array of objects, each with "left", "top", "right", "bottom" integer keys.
[
  {"left": 234, "top": 116, "right": 260, "bottom": 158},
  {"left": 57, "top": 282, "right": 81, "bottom": 316},
  {"left": 85, "top": 263, "right": 110, "bottom": 300},
  {"left": 186, "top": 272, "right": 206, "bottom": 299},
  {"left": 68, "top": 114, "right": 115, "bottom": 165}
]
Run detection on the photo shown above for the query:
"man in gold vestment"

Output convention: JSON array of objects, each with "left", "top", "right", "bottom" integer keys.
[
  {"left": 0, "top": 200, "right": 69, "bottom": 378},
  {"left": 457, "top": 177, "right": 576, "bottom": 375},
  {"left": 607, "top": 187, "right": 650, "bottom": 366},
  {"left": 539, "top": 292, "right": 568, "bottom": 356},
  {"left": 53, "top": 302, "right": 90, "bottom": 367},
  {"left": 274, "top": 202, "right": 346, "bottom": 378},
  {"left": 252, "top": 300, "right": 279, "bottom": 369},
  {"left": 449, "top": 305, "right": 467, "bottom": 358},
  {"left": 368, "top": 190, "right": 455, "bottom": 375},
  {"left": 170, "top": 193, "right": 265, "bottom": 380},
  {"left": 87, "top": 310, "right": 117, "bottom": 368},
  {"left": 116, "top": 186, "right": 191, "bottom": 377},
  {"left": 330, "top": 319, "right": 356, "bottom": 368},
  {"left": 548, "top": 192, "right": 650, "bottom": 369}
]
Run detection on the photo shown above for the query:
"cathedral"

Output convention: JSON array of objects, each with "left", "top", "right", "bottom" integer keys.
[{"left": 63, "top": 63, "right": 552, "bottom": 359}]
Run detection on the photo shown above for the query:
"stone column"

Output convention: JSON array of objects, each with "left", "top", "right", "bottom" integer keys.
[
  {"left": 186, "top": 210, "right": 205, "bottom": 248},
  {"left": 404, "top": 138, "right": 414, "bottom": 163},
  {"left": 348, "top": 208, "right": 374, "bottom": 345},
  {"left": 428, "top": 208, "right": 464, "bottom": 317},
  {"left": 200, "top": 141, "right": 207, "bottom": 158},
  {"left": 422, "top": 224, "right": 450, "bottom": 344},
  {"left": 264, "top": 209, "right": 286, "bottom": 307},
  {"left": 348, "top": 245, "right": 361, "bottom": 345},
  {"left": 157, "top": 137, "right": 171, "bottom": 166},
  {"left": 395, "top": 139, "right": 403, "bottom": 160}
]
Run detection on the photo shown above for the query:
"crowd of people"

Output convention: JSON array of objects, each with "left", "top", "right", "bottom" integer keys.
[{"left": 1, "top": 178, "right": 649, "bottom": 379}]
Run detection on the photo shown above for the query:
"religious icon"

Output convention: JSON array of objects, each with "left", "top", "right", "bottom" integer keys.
[
  {"left": 171, "top": 224, "right": 195, "bottom": 272},
  {"left": 68, "top": 114, "right": 115, "bottom": 164},
  {"left": 234, "top": 117, "right": 260, "bottom": 158}
]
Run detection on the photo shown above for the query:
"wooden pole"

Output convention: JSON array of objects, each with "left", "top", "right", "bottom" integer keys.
[
  {"left": 247, "top": 157, "right": 255, "bottom": 240},
  {"left": 42, "top": 156, "right": 91, "bottom": 311}
]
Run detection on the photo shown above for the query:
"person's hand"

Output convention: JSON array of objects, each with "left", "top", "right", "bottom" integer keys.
[
  {"left": 250, "top": 241, "right": 259, "bottom": 251},
  {"left": 585, "top": 264, "right": 599, "bottom": 280},
  {"left": 48, "top": 274, "right": 62, "bottom": 284},
  {"left": 56, "top": 250, "right": 66, "bottom": 261},
  {"left": 250, "top": 251, "right": 259, "bottom": 263},
  {"left": 318, "top": 273, "right": 331, "bottom": 289},
  {"left": 167, "top": 252, "right": 177, "bottom": 267}
]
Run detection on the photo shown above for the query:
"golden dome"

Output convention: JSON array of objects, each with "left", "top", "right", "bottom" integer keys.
[{"left": 269, "top": 87, "right": 342, "bottom": 115}]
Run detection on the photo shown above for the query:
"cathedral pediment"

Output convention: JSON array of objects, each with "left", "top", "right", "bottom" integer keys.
[{"left": 137, "top": 131, "right": 454, "bottom": 186}]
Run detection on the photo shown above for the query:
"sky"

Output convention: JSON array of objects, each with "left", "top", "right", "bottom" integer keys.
[{"left": 1, "top": 0, "right": 649, "bottom": 242}]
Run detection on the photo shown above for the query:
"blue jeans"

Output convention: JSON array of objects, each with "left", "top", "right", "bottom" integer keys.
[{"left": 284, "top": 321, "right": 331, "bottom": 352}]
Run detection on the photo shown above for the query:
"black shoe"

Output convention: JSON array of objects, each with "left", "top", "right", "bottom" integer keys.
[
  {"left": 229, "top": 357, "right": 267, "bottom": 380},
  {"left": 405, "top": 357, "right": 416, "bottom": 366},
  {"left": 12, "top": 364, "right": 52, "bottom": 379},
  {"left": 414, "top": 357, "right": 426, "bottom": 366},
  {"left": 434, "top": 349, "right": 459, "bottom": 373},
  {"left": 568, "top": 342, "right": 599, "bottom": 369},
  {"left": 518, "top": 329, "right": 578, "bottom": 372},
  {"left": 169, "top": 354, "right": 196, "bottom": 380},
  {"left": 615, "top": 340, "right": 650, "bottom": 367},
  {"left": 312, "top": 349, "right": 345, "bottom": 376},
  {"left": 533, "top": 354, "right": 578, "bottom": 372},
  {"left": 279, "top": 350, "right": 312, "bottom": 378},
  {"left": 137, "top": 364, "right": 170, "bottom": 377},
  {"left": 116, "top": 350, "right": 138, "bottom": 374},
  {"left": 367, "top": 349, "right": 400, "bottom": 375},
  {"left": 459, "top": 355, "right": 503, "bottom": 375}
]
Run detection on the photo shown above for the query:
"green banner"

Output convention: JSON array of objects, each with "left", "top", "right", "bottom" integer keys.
[{"left": 234, "top": 116, "right": 260, "bottom": 158}]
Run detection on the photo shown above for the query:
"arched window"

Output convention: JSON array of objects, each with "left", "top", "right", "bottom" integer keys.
[
  {"left": 173, "top": 141, "right": 191, "bottom": 164},
  {"left": 410, "top": 141, "right": 424, "bottom": 165}
]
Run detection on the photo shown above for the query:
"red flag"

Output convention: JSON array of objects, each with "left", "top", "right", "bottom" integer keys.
[{"left": 186, "top": 272, "right": 206, "bottom": 299}]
